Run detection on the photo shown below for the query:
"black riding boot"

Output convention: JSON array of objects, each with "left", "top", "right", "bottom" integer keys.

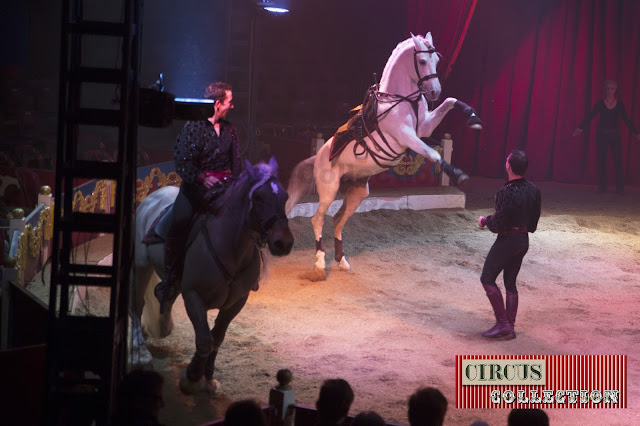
[
  {"left": 506, "top": 290, "right": 518, "bottom": 338},
  {"left": 481, "top": 284, "right": 514, "bottom": 339},
  {"left": 154, "top": 233, "right": 183, "bottom": 314},
  {"left": 439, "top": 160, "right": 469, "bottom": 186}
]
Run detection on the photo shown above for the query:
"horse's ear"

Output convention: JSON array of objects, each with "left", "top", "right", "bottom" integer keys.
[
  {"left": 411, "top": 33, "right": 427, "bottom": 51},
  {"left": 424, "top": 32, "right": 433, "bottom": 45},
  {"left": 244, "top": 159, "right": 256, "bottom": 179},
  {"left": 268, "top": 156, "right": 278, "bottom": 177}
]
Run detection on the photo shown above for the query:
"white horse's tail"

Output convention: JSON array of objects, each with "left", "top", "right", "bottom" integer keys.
[{"left": 285, "top": 155, "right": 316, "bottom": 215}]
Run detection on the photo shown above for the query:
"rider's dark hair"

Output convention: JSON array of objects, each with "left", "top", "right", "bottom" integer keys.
[
  {"left": 204, "top": 81, "right": 232, "bottom": 102},
  {"left": 508, "top": 149, "right": 528, "bottom": 176}
]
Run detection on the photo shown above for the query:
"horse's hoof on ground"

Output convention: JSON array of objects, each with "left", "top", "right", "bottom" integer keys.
[
  {"left": 314, "top": 250, "right": 326, "bottom": 271},
  {"left": 179, "top": 370, "right": 202, "bottom": 395},
  {"left": 203, "top": 379, "right": 220, "bottom": 396},
  {"left": 338, "top": 256, "right": 351, "bottom": 272}
]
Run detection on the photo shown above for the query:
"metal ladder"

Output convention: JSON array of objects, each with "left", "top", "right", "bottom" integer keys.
[{"left": 45, "top": 0, "right": 140, "bottom": 424}]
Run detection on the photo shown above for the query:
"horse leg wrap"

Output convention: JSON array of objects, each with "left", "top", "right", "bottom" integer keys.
[
  {"left": 315, "top": 238, "right": 323, "bottom": 252},
  {"left": 334, "top": 238, "right": 344, "bottom": 263},
  {"left": 186, "top": 353, "right": 208, "bottom": 382},
  {"left": 454, "top": 100, "right": 482, "bottom": 129},
  {"left": 454, "top": 100, "right": 474, "bottom": 116},
  {"left": 439, "top": 160, "right": 469, "bottom": 186},
  {"left": 204, "top": 350, "right": 219, "bottom": 381}
]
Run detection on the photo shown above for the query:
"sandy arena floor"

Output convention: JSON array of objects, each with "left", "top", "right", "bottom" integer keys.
[{"left": 28, "top": 177, "right": 640, "bottom": 425}]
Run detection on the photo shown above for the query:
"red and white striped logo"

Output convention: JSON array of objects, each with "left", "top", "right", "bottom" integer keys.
[{"left": 456, "top": 355, "right": 627, "bottom": 409}]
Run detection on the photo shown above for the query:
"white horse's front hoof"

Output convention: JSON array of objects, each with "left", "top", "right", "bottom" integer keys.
[
  {"left": 179, "top": 370, "right": 202, "bottom": 395},
  {"left": 204, "top": 379, "right": 220, "bottom": 396},
  {"left": 314, "top": 250, "right": 326, "bottom": 271},
  {"left": 338, "top": 256, "right": 351, "bottom": 272}
]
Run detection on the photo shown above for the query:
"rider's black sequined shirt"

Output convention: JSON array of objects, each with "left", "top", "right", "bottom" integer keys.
[
  {"left": 174, "top": 119, "right": 241, "bottom": 183},
  {"left": 486, "top": 178, "right": 541, "bottom": 234}
]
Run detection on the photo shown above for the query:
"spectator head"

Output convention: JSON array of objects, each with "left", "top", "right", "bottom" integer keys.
[
  {"left": 407, "top": 387, "right": 448, "bottom": 426},
  {"left": 115, "top": 368, "right": 164, "bottom": 423},
  {"left": 224, "top": 399, "right": 266, "bottom": 426},
  {"left": 352, "top": 410, "right": 386, "bottom": 426},
  {"left": 507, "top": 149, "right": 529, "bottom": 176},
  {"left": 507, "top": 408, "right": 549, "bottom": 426},
  {"left": 316, "top": 378, "right": 354, "bottom": 425}
]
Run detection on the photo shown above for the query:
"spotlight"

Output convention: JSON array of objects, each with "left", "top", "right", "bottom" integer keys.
[{"left": 255, "top": 0, "right": 291, "bottom": 14}]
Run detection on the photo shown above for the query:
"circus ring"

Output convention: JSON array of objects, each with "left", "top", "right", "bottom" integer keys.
[{"left": 4, "top": 147, "right": 639, "bottom": 426}]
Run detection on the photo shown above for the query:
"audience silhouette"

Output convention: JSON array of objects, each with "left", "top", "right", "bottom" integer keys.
[
  {"left": 315, "top": 378, "right": 354, "bottom": 426},
  {"left": 224, "top": 399, "right": 267, "bottom": 426},
  {"left": 407, "top": 387, "right": 448, "bottom": 426},
  {"left": 112, "top": 369, "right": 165, "bottom": 426}
]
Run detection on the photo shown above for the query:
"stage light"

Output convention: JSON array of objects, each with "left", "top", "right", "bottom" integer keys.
[
  {"left": 256, "top": 0, "right": 291, "bottom": 14},
  {"left": 139, "top": 74, "right": 215, "bottom": 127}
]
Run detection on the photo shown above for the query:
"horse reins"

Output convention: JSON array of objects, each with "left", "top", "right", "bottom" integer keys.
[
  {"left": 352, "top": 47, "right": 441, "bottom": 169},
  {"left": 200, "top": 175, "right": 284, "bottom": 281}
]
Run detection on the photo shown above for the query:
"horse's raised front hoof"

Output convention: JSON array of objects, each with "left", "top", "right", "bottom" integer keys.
[
  {"left": 338, "top": 256, "right": 351, "bottom": 272},
  {"left": 467, "top": 114, "right": 482, "bottom": 130},
  {"left": 203, "top": 379, "right": 220, "bottom": 397},
  {"left": 179, "top": 369, "right": 203, "bottom": 395},
  {"left": 454, "top": 173, "right": 470, "bottom": 186}
]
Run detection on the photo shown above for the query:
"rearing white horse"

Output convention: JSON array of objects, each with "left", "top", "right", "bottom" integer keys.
[{"left": 285, "top": 32, "right": 481, "bottom": 278}]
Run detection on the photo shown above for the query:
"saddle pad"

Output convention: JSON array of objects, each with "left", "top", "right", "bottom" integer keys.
[
  {"left": 142, "top": 205, "right": 173, "bottom": 245},
  {"left": 329, "top": 88, "right": 380, "bottom": 161}
]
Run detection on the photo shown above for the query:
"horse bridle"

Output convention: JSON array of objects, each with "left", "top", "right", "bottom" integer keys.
[
  {"left": 413, "top": 47, "right": 441, "bottom": 89},
  {"left": 249, "top": 177, "right": 287, "bottom": 243}
]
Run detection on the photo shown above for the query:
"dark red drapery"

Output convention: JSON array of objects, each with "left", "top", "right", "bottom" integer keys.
[
  {"left": 407, "top": 0, "right": 477, "bottom": 80},
  {"left": 417, "top": 0, "right": 640, "bottom": 186}
]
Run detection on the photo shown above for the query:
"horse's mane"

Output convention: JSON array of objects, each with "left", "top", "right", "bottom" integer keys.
[
  {"left": 379, "top": 34, "right": 433, "bottom": 90},
  {"left": 200, "top": 161, "right": 277, "bottom": 249},
  {"left": 204, "top": 162, "right": 275, "bottom": 213}
]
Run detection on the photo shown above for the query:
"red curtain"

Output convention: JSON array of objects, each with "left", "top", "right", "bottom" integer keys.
[
  {"left": 420, "top": 0, "right": 640, "bottom": 186},
  {"left": 407, "top": 0, "right": 477, "bottom": 80}
]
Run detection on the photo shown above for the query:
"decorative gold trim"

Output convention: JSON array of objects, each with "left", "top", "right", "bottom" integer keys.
[
  {"left": 391, "top": 146, "right": 444, "bottom": 177},
  {"left": 136, "top": 168, "right": 181, "bottom": 204},
  {"left": 25, "top": 205, "right": 52, "bottom": 258},
  {"left": 16, "top": 230, "right": 27, "bottom": 286},
  {"left": 72, "top": 180, "right": 114, "bottom": 213}
]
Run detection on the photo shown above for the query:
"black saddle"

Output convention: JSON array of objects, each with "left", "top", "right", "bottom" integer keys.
[{"left": 142, "top": 204, "right": 174, "bottom": 245}]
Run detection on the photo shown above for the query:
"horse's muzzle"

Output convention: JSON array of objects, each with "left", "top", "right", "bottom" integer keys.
[{"left": 267, "top": 219, "right": 294, "bottom": 256}]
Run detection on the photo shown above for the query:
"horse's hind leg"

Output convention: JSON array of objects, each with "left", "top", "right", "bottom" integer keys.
[
  {"left": 311, "top": 161, "right": 340, "bottom": 275},
  {"left": 180, "top": 290, "right": 213, "bottom": 394},
  {"left": 333, "top": 178, "right": 369, "bottom": 272},
  {"left": 204, "top": 295, "right": 249, "bottom": 384}
]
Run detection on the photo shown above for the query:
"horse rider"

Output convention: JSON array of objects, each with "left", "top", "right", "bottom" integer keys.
[
  {"left": 477, "top": 149, "right": 541, "bottom": 339},
  {"left": 154, "top": 81, "right": 242, "bottom": 313}
]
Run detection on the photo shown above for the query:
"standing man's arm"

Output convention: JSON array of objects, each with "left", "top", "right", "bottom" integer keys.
[
  {"left": 528, "top": 188, "right": 542, "bottom": 233},
  {"left": 485, "top": 189, "right": 512, "bottom": 234}
]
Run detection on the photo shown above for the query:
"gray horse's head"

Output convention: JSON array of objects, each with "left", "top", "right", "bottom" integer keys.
[{"left": 244, "top": 157, "right": 294, "bottom": 256}]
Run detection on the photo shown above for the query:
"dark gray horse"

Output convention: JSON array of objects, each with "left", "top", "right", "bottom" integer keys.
[{"left": 131, "top": 158, "right": 294, "bottom": 394}]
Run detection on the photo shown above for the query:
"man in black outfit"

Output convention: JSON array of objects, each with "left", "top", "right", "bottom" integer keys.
[
  {"left": 478, "top": 150, "right": 541, "bottom": 339},
  {"left": 154, "top": 81, "right": 242, "bottom": 313}
]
